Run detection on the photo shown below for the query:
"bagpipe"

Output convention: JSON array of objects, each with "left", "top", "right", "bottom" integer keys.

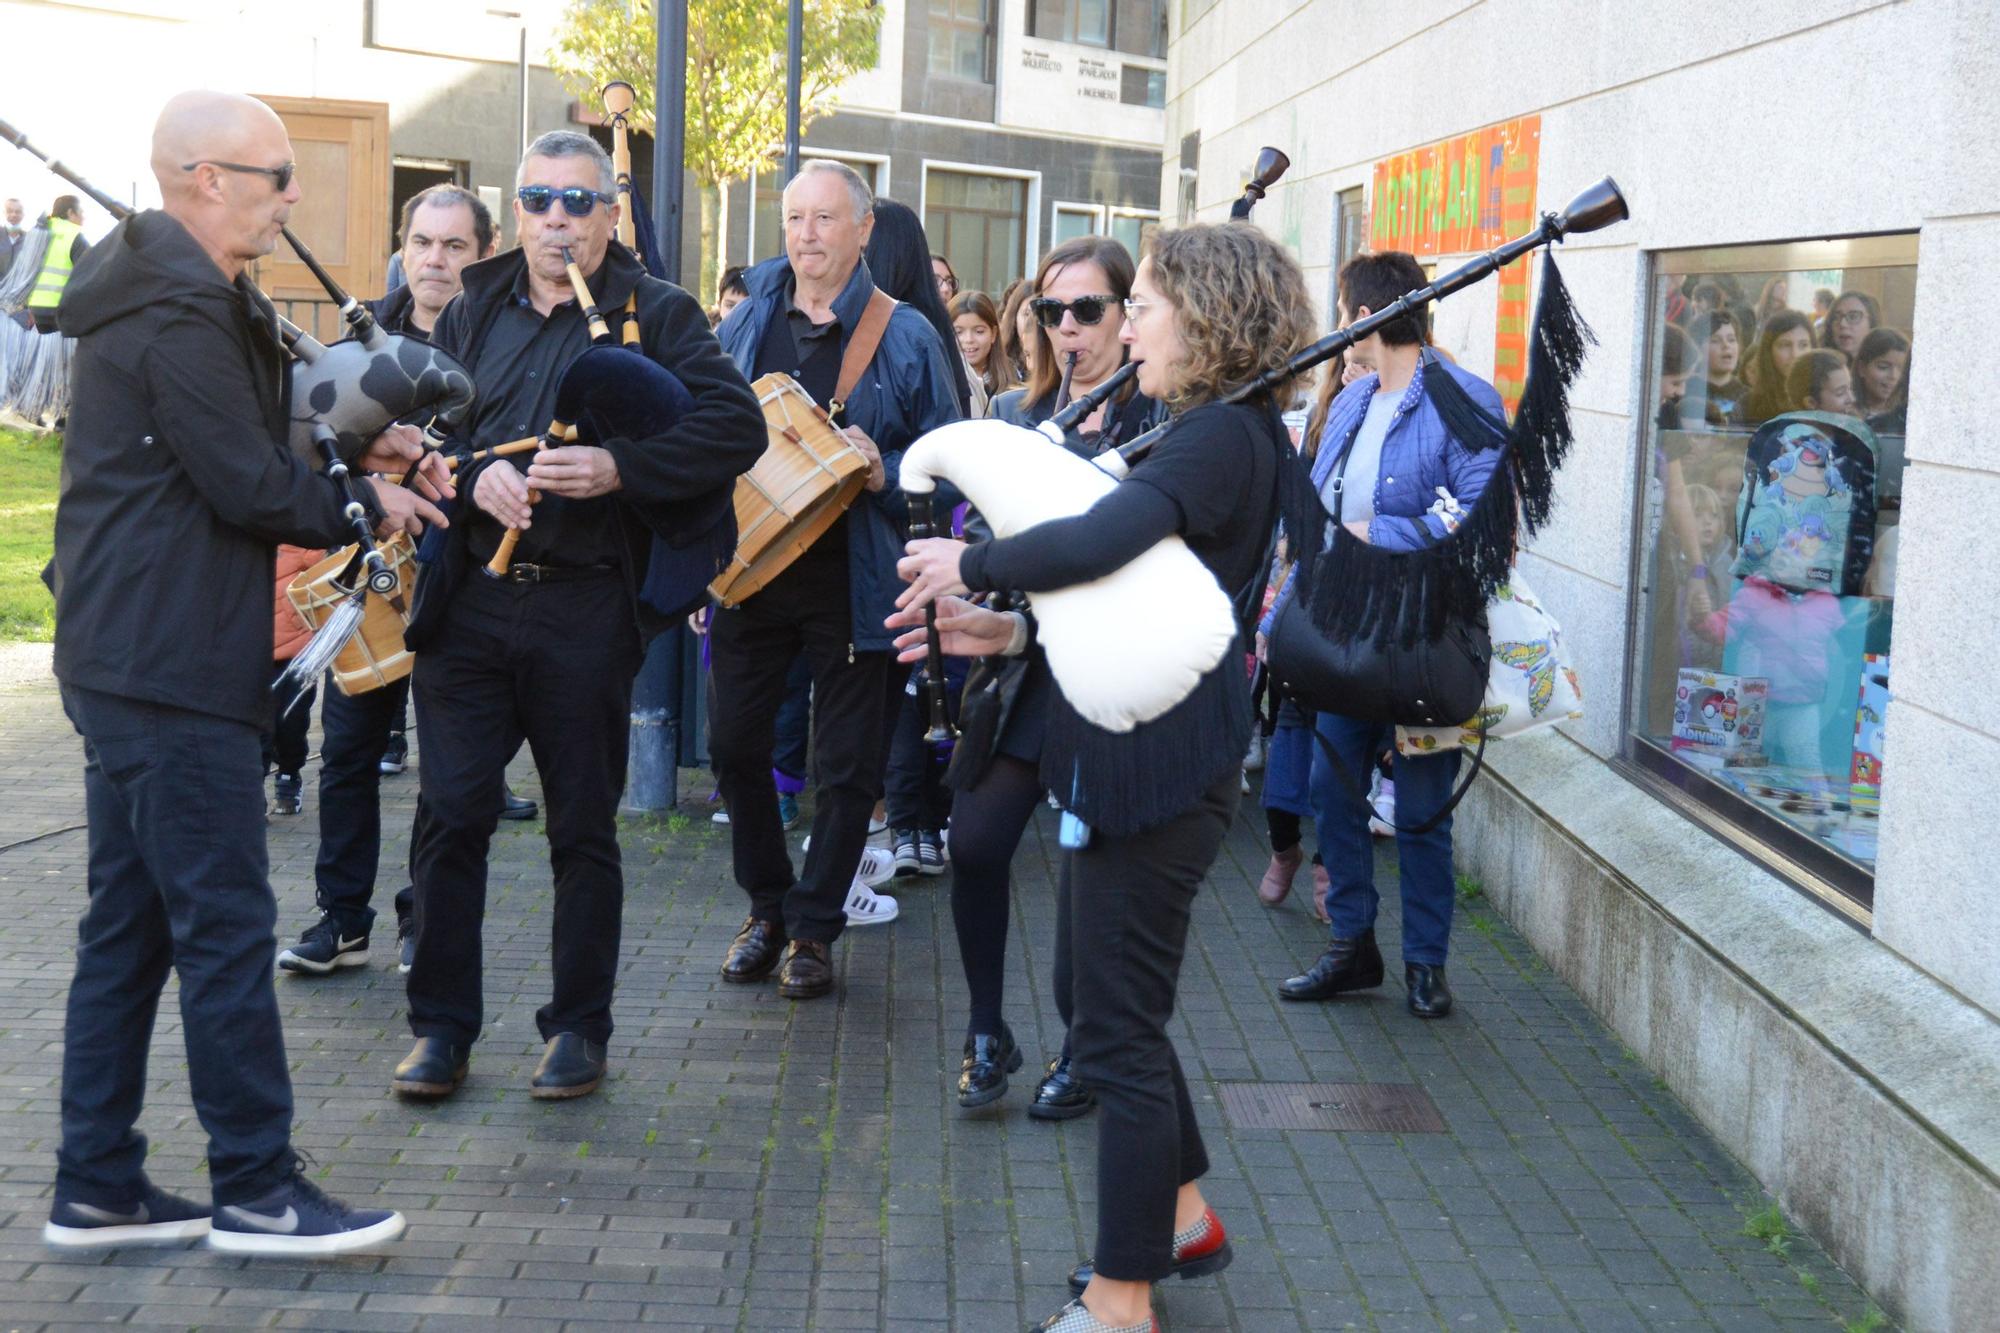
[{"left": 899, "top": 170, "right": 1630, "bottom": 740}]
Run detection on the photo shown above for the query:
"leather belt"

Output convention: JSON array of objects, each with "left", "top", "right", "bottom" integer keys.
[{"left": 502, "top": 562, "right": 617, "bottom": 584}]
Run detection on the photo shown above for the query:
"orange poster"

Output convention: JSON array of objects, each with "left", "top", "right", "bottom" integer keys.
[{"left": 1370, "top": 116, "right": 1542, "bottom": 409}]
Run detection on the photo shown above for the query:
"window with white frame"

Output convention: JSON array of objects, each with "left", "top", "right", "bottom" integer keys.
[{"left": 926, "top": 167, "right": 1030, "bottom": 297}]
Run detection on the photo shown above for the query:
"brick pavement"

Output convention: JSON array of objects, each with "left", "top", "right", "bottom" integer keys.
[{"left": 0, "top": 665, "right": 1889, "bottom": 1331}]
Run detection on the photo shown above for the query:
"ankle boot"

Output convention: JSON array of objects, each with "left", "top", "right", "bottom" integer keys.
[
  {"left": 1257, "top": 845, "right": 1304, "bottom": 906},
  {"left": 1277, "top": 929, "right": 1385, "bottom": 1001}
]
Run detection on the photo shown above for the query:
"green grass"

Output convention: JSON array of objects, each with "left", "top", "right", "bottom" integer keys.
[
  {"left": 1744, "top": 1202, "right": 1792, "bottom": 1258},
  {"left": 0, "top": 428, "right": 60, "bottom": 642}
]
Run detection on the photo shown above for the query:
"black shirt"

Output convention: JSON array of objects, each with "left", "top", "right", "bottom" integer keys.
[{"left": 458, "top": 264, "right": 621, "bottom": 568}]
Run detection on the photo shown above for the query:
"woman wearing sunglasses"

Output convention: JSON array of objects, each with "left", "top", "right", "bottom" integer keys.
[
  {"left": 933, "top": 235, "right": 1161, "bottom": 1125},
  {"left": 893, "top": 221, "right": 1317, "bottom": 1331}
]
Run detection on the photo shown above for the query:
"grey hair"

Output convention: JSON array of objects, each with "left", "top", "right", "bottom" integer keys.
[
  {"left": 517, "top": 131, "right": 616, "bottom": 195},
  {"left": 785, "top": 159, "right": 873, "bottom": 222}
]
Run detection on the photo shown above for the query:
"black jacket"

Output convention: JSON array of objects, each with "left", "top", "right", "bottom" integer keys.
[
  {"left": 51, "top": 210, "right": 360, "bottom": 726},
  {"left": 407, "top": 242, "right": 764, "bottom": 647}
]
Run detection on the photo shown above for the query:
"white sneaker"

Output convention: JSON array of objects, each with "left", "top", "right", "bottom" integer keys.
[
  {"left": 856, "top": 845, "right": 897, "bottom": 887},
  {"left": 844, "top": 878, "right": 898, "bottom": 926},
  {"left": 1244, "top": 732, "right": 1266, "bottom": 772},
  {"left": 710, "top": 808, "right": 730, "bottom": 825}
]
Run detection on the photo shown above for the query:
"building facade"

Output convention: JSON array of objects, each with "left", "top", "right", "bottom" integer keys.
[
  {"left": 706, "top": 0, "right": 1167, "bottom": 303},
  {"left": 1167, "top": 3, "right": 1998, "bottom": 1330}
]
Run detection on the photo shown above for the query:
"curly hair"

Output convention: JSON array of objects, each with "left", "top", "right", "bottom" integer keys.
[{"left": 1146, "top": 222, "right": 1318, "bottom": 411}]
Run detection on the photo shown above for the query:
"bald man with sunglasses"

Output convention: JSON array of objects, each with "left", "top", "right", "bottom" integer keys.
[{"left": 390, "top": 130, "right": 762, "bottom": 1103}]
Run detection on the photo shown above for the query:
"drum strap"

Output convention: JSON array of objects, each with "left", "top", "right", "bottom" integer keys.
[{"left": 828, "top": 288, "right": 897, "bottom": 422}]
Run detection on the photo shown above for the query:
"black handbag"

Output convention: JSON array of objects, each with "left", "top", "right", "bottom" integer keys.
[
  {"left": 1266, "top": 441, "right": 1491, "bottom": 727},
  {"left": 1264, "top": 431, "right": 1492, "bottom": 836}
]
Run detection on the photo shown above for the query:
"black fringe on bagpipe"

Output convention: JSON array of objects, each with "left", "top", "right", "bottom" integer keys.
[
  {"left": 1285, "top": 249, "right": 1594, "bottom": 652},
  {"left": 1039, "top": 647, "right": 1250, "bottom": 838}
]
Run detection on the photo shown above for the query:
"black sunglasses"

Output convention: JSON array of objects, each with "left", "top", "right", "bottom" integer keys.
[
  {"left": 182, "top": 160, "right": 295, "bottom": 192},
  {"left": 516, "top": 185, "right": 617, "bottom": 218},
  {"left": 1030, "top": 294, "right": 1118, "bottom": 328}
]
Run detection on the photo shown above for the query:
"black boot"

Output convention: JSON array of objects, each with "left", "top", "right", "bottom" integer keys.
[
  {"left": 1277, "top": 929, "right": 1385, "bottom": 1001},
  {"left": 391, "top": 1037, "right": 470, "bottom": 1099},
  {"left": 530, "top": 1033, "right": 607, "bottom": 1099},
  {"left": 1405, "top": 962, "right": 1453, "bottom": 1018}
]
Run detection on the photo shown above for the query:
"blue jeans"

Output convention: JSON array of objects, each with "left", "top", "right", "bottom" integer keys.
[
  {"left": 57, "top": 686, "right": 295, "bottom": 1205},
  {"left": 1310, "top": 710, "right": 1462, "bottom": 966}
]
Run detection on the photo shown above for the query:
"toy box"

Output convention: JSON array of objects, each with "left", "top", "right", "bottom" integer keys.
[
  {"left": 1671, "top": 669, "right": 1769, "bottom": 763},
  {"left": 1849, "top": 654, "right": 1889, "bottom": 813}
]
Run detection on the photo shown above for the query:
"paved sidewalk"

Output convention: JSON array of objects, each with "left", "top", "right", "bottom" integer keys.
[{"left": 0, "top": 665, "right": 1887, "bottom": 1331}]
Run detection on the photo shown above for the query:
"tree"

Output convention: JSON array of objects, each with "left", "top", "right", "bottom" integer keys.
[{"left": 550, "top": 0, "right": 883, "bottom": 300}]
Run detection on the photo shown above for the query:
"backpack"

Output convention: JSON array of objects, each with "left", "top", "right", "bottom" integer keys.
[{"left": 1731, "top": 411, "right": 1878, "bottom": 597}]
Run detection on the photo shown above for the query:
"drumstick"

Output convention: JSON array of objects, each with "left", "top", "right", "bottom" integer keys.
[{"left": 483, "top": 421, "right": 578, "bottom": 577}]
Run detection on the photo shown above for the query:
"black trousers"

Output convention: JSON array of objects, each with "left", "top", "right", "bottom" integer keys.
[
  {"left": 884, "top": 658, "right": 966, "bottom": 831},
  {"left": 1062, "top": 771, "right": 1237, "bottom": 1281},
  {"left": 707, "top": 550, "right": 894, "bottom": 944},
  {"left": 408, "top": 573, "right": 639, "bottom": 1047},
  {"left": 57, "top": 686, "right": 295, "bottom": 1205},
  {"left": 315, "top": 675, "right": 414, "bottom": 936}
]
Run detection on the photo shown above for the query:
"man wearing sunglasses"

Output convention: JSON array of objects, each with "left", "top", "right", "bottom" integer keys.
[
  {"left": 707, "top": 160, "right": 962, "bottom": 1001},
  {"left": 47, "top": 89, "right": 444, "bottom": 1258},
  {"left": 391, "top": 130, "right": 762, "bottom": 1104}
]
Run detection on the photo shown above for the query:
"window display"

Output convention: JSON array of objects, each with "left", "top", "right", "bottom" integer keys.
[{"left": 1628, "top": 237, "right": 1913, "bottom": 901}]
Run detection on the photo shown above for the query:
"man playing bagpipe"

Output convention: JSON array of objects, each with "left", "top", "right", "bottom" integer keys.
[{"left": 392, "top": 130, "right": 764, "bottom": 1102}]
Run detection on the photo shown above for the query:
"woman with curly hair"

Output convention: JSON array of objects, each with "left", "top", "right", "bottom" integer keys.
[{"left": 893, "top": 221, "right": 1318, "bottom": 1332}]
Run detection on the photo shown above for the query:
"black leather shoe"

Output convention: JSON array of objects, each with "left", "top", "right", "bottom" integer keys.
[
  {"left": 1028, "top": 1054, "right": 1096, "bottom": 1121},
  {"left": 1277, "top": 929, "right": 1386, "bottom": 1001},
  {"left": 391, "top": 1037, "right": 470, "bottom": 1099},
  {"left": 1405, "top": 962, "right": 1453, "bottom": 1018},
  {"left": 529, "top": 1033, "right": 607, "bottom": 1099},
  {"left": 721, "top": 917, "right": 787, "bottom": 983},
  {"left": 957, "top": 1028, "right": 1023, "bottom": 1108},
  {"left": 777, "top": 939, "right": 834, "bottom": 1000},
  {"left": 499, "top": 787, "right": 537, "bottom": 821}
]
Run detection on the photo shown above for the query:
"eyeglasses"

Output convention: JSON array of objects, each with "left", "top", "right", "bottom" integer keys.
[
  {"left": 516, "top": 186, "right": 616, "bottom": 217},
  {"left": 1832, "top": 308, "right": 1871, "bottom": 325},
  {"left": 182, "top": 160, "right": 295, "bottom": 192},
  {"left": 1030, "top": 294, "right": 1119, "bottom": 328},
  {"left": 1120, "top": 297, "right": 1156, "bottom": 323}
]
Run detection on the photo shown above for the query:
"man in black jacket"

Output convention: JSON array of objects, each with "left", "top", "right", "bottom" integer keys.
[
  {"left": 390, "top": 131, "right": 763, "bottom": 1103},
  {"left": 279, "top": 184, "right": 500, "bottom": 980},
  {"left": 48, "top": 90, "right": 443, "bottom": 1256}
]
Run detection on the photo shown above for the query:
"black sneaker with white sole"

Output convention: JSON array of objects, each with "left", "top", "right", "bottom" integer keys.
[
  {"left": 277, "top": 914, "right": 369, "bottom": 975},
  {"left": 890, "top": 830, "right": 922, "bottom": 878},
  {"left": 396, "top": 917, "right": 414, "bottom": 974},
  {"left": 208, "top": 1169, "right": 404, "bottom": 1257},
  {"left": 44, "top": 1181, "right": 211, "bottom": 1249}
]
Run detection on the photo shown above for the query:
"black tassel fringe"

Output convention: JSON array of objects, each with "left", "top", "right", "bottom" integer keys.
[
  {"left": 1040, "top": 648, "right": 1249, "bottom": 838},
  {"left": 1288, "top": 249, "right": 1595, "bottom": 651}
]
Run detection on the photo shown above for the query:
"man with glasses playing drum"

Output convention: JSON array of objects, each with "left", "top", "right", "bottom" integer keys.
[
  {"left": 389, "top": 131, "right": 762, "bottom": 1102},
  {"left": 708, "top": 161, "right": 961, "bottom": 1000}
]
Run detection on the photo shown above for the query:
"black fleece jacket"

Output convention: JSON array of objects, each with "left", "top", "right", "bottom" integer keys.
[{"left": 51, "top": 210, "right": 362, "bottom": 726}]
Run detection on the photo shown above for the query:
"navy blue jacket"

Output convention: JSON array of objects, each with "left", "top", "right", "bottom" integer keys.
[{"left": 717, "top": 255, "right": 962, "bottom": 651}]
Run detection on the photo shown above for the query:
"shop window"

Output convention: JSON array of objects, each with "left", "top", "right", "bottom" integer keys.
[
  {"left": 926, "top": 167, "right": 1029, "bottom": 298},
  {"left": 1626, "top": 236, "right": 1916, "bottom": 908}
]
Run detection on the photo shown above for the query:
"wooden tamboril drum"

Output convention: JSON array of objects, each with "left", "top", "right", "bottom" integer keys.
[
  {"left": 707, "top": 373, "right": 869, "bottom": 608},
  {"left": 286, "top": 532, "right": 418, "bottom": 695}
]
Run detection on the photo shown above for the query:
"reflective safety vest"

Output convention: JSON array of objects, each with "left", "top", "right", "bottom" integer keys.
[{"left": 27, "top": 215, "right": 81, "bottom": 311}]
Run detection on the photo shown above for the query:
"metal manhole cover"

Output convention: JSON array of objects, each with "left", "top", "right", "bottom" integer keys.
[{"left": 1217, "top": 1081, "right": 1447, "bottom": 1133}]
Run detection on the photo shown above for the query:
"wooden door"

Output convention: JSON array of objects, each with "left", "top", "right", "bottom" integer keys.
[{"left": 250, "top": 96, "right": 390, "bottom": 342}]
